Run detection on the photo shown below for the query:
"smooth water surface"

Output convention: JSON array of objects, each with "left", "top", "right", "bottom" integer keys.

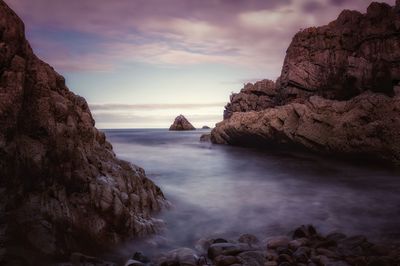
[{"left": 104, "top": 129, "right": 400, "bottom": 257}]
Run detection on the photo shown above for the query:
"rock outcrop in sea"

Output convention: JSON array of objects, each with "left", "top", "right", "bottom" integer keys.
[
  {"left": 212, "top": 2, "right": 400, "bottom": 165},
  {"left": 169, "top": 115, "right": 196, "bottom": 131},
  {"left": 0, "top": 1, "right": 165, "bottom": 264}
]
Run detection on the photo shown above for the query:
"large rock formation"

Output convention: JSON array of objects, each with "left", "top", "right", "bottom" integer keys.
[
  {"left": 212, "top": 2, "right": 400, "bottom": 165},
  {"left": 0, "top": 1, "right": 165, "bottom": 264},
  {"left": 169, "top": 115, "right": 196, "bottom": 131},
  {"left": 278, "top": 1, "right": 400, "bottom": 103}
]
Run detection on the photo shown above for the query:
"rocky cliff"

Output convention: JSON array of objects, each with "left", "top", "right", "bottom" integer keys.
[
  {"left": 212, "top": 2, "right": 400, "bottom": 165},
  {"left": 0, "top": 1, "right": 165, "bottom": 264}
]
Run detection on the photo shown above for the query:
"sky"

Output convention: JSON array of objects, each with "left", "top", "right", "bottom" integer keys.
[{"left": 5, "top": 0, "right": 396, "bottom": 128}]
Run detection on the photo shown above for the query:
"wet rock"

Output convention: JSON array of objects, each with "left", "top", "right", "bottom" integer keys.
[
  {"left": 293, "top": 247, "right": 311, "bottom": 263},
  {"left": 265, "top": 236, "right": 290, "bottom": 249},
  {"left": 293, "top": 225, "right": 317, "bottom": 239},
  {"left": 157, "top": 248, "right": 198, "bottom": 266},
  {"left": 124, "top": 259, "right": 145, "bottom": 266},
  {"left": 208, "top": 243, "right": 253, "bottom": 259},
  {"left": 289, "top": 238, "right": 309, "bottom": 249},
  {"left": 70, "top": 253, "right": 116, "bottom": 266},
  {"left": 238, "top": 234, "right": 259, "bottom": 246},
  {"left": 214, "top": 255, "right": 239, "bottom": 266},
  {"left": 132, "top": 252, "right": 150, "bottom": 263},
  {"left": 169, "top": 115, "right": 196, "bottom": 131},
  {"left": 200, "top": 134, "right": 211, "bottom": 142},
  {"left": 237, "top": 251, "right": 266, "bottom": 266}
]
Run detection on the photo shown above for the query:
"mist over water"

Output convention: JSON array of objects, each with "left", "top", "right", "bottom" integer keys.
[{"left": 104, "top": 129, "right": 400, "bottom": 258}]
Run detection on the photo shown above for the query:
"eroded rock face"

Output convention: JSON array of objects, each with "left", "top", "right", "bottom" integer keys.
[
  {"left": 278, "top": 2, "right": 400, "bottom": 103},
  {"left": 213, "top": 92, "right": 400, "bottom": 163},
  {"left": 224, "top": 79, "right": 277, "bottom": 119},
  {"left": 213, "top": 2, "right": 400, "bottom": 165},
  {"left": 0, "top": 1, "right": 165, "bottom": 264},
  {"left": 169, "top": 115, "right": 196, "bottom": 131}
]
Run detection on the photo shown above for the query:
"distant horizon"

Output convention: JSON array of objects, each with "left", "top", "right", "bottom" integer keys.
[{"left": 5, "top": 0, "right": 396, "bottom": 128}]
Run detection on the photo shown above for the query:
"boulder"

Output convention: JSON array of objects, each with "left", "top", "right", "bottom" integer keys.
[
  {"left": 156, "top": 248, "right": 198, "bottom": 266},
  {"left": 202, "top": 125, "right": 211, "bottom": 129},
  {"left": 0, "top": 0, "right": 165, "bottom": 263},
  {"left": 169, "top": 115, "right": 196, "bottom": 131}
]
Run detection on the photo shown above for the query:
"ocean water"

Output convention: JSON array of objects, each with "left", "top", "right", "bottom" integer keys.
[{"left": 104, "top": 128, "right": 400, "bottom": 258}]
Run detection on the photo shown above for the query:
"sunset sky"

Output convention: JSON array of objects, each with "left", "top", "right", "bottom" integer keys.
[{"left": 5, "top": 0, "right": 396, "bottom": 128}]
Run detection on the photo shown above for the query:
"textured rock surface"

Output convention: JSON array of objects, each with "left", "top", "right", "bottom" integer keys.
[
  {"left": 213, "top": 92, "right": 400, "bottom": 164},
  {"left": 213, "top": 2, "right": 400, "bottom": 165},
  {"left": 224, "top": 79, "right": 277, "bottom": 119},
  {"left": 169, "top": 115, "right": 196, "bottom": 131},
  {"left": 0, "top": 1, "right": 165, "bottom": 264},
  {"left": 278, "top": 2, "right": 400, "bottom": 103}
]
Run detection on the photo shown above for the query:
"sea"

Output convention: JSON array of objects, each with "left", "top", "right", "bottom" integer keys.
[{"left": 103, "top": 128, "right": 400, "bottom": 260}]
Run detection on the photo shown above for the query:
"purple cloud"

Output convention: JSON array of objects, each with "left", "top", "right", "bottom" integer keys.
[{"left": 4, "top": 0, "right": 397, "bottom": 78}]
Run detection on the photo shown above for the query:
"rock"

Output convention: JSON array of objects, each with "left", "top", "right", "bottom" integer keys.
[
  {"left": 278, "top": 2, "right": 399, "bottom": 102},
  {"left": 202, "top": 125, "right": 211, "bottom": 129},
  {"left": 316, "top": 248, "right": 339, "bottom": 259},
  {"left": 293, "top": 225, "right": 317, "bottom": 239},
  {"left": 237, "top": 251, "right": 266, "bottom": 266},
  {"left": 224, "top": 80, "right": 277, "bottom": 119},
  {"left": 132, "top": 252, "right": 150, "bottom": 263},
  {"left": 200, "top": 134, "right": 211, "bottom": 142},
  {"left": 169, "top": 115, "right": 196, "bottom": 131},
  {"left": 212, "top": 2, "right": 400, "bottom": 165},
  {"left": 265, "top": 236, "right": 290, "bottom": 249},
  {"left": 213, "top": 238, "right": 229, "bottom": 244},
  {"left": 238, "top": 234, "right": 259, "bottom": 246},
  {"left": 288, "top": 238, "right": 309, "bottom": 249},
  {"left": 0, "top": 1, "right": 165, "bottom": 263},
  {"left": 214, "top": 255, "right": 239, "bottom": 266},
  {"left": 70, "top": 253, "right": 116, "bottom": 266},
  {"left": 208, "top": 243, "right": 253, "bottom": 259},
  {"left": 124, "top": 259, "right": 145, "bottom": 266},
  {"left": 157, "top": 248, "right": 198, "bottom": 266},
  {"left": 293, "top": 247, "right": 311, "bottom": 262},
  {"left": 211, "top": 92, "right": 400, "bottom": 165}
]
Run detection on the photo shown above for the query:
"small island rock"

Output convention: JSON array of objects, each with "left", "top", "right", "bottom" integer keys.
[{"left": 169, "top": 115, "right": 196, "bottom": 131}]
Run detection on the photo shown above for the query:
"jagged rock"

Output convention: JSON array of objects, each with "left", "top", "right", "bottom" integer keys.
[
  {"left": 278, "top": 2, "right": 400, "bottom": 103},
  {"left": 212, "top": 92, "right": 400, "bottom": 164},
  {"left": 169, "top": 115, "right": 196, "bottom": 131},
  {"left": 212, "top": 2, "right": 400, "bottom": 165},
  {"left": 224, "top": 80, "right": 277, "bottom": 119},
  {"left": 0, "top": 1, "right": 165, "bottom": 264}
]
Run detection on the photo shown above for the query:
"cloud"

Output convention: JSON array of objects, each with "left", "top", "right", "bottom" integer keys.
[
  {"left": 5, "top": 0, "right": 396, "bottom": 76},
  {"left": 90, "top": 102, "right": 226, "bottom": 111}
]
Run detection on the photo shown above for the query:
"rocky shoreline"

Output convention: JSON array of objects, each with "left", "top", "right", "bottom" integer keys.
[{"left": 62, "top": 225, "right": 400, "bottom": 266}]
